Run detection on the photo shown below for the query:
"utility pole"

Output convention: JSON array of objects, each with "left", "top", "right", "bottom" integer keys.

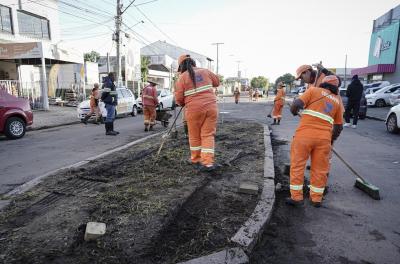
[
  {"left": 106, "top": 52, "right": 110, "bottom": 73},
  {"left": 344, "top": 54, "right": 347, "bottom": 88},
  {"left": 236, "top": 60, "right": 242, "bottom": 90},
  {"left": 115, "top": 0, "right": 122, "bottom": 85},
  {"left": 211, "top": 42, "right": 224, "bottom": 75}
]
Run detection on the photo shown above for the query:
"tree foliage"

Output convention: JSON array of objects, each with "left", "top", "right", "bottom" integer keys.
[
  {"left": 275, "top": 73, "right": 295, "bottom": 87},
  {"left": 251, "top": 76, "right": 269, "bottom": 89},
  {"left": 83, "top": 51, "right": 100, "bottom": 62},
  {"left": 141, "top": 56, "right": 150, "bottom": 83}
]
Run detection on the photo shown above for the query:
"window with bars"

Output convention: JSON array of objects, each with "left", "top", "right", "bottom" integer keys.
[
  {"left": 17, "top": 10, "right": 50, "bottom": 39},
  {"left": 0, "top": 5, "right": 13, "bottom": 34}
]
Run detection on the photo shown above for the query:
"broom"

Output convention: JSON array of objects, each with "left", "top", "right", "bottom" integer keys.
[{"left": 156, "top": 107, "right": 184, "bottom": 158}]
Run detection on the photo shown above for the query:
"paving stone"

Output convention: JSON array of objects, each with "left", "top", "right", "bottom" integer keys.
[
  {"left": 239, "top": 183, "right": 259, "bottom": 195},
  {"left": 84, "top": 222, "right": 106, "bottom": 241},
  {"left": 178, "top": 247, "right": 248, "bottom": 264}
]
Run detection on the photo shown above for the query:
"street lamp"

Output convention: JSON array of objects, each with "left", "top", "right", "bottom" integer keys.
[{"left": 211, "top": 42, "right": 224, "bottom": 75}]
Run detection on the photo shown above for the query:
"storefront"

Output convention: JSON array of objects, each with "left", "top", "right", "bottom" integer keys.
[{"left": 352, "top": 5, "right": 400, "bottom": 83}]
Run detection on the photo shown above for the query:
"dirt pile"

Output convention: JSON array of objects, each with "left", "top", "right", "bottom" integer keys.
[{"left": 0, "top": 121, "right": 265, "bottom": 264}]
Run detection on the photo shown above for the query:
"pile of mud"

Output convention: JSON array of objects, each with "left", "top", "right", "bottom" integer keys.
[{"left": 0, "top": 121, "right": 265, "bottom": 264}]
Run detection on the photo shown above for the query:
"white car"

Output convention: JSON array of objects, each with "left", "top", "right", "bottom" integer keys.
[
  {"left": 364, "top": 81, "right": 391, "bottom": 94},
  {"left": 386, "top": 104, "right": 400, "bottom": 134},
  {"left": 365, "top": 83, "right": 400, "bottom": 107},
  {"left": 138, "top": 88, "right": 175, "bottom": 111},
  {"left": 77, "top": 87, "right": 138, "bottom": 120},
  {"left": 389, "top": 89, "right": 400, "bottom": 106}
]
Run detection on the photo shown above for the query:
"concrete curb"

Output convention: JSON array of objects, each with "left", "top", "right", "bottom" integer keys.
[
  {"left": 28, "top": 121, "right": 82, "bottom": 131},
  {"left": 366, "top": 115, "right": 386, "bottom": 122},
  {"left": 4, "top": 131, "right": 163, "bottom": 198},
  {"left": 178, "top": 124, "right": 276, "bottom": 263}
]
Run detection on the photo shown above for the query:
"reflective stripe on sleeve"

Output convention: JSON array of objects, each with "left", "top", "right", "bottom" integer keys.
[
  {"left": 302, "top": 109, "right": 334, "bottom": 124},
  {"left": 309, "top": 185, "right": 325, "bottom": 193},
  {"left": 184, "top": 85, "right": 212, "bottom": 97},
  {"left": 290, "top": 184, "right": 303, "bottom": 191}
]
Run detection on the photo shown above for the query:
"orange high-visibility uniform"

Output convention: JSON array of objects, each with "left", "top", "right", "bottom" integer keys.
[
  {"left": 175, "top": 67, "right": 220, "bottom": 166},
  {"left": 142, "top": 84, "right": 159, "bottom": 126},
  {"left": 272, "top": 88, "right": 285, "bottom": 119},
  {"left": 290, "top": 86, "right": 343, "bottom": 202},
  {"left": 234, "top": 90, "right": 240, "bottom": 103}
]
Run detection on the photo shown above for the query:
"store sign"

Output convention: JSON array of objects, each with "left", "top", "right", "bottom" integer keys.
[
  {"left": 368, "top": 21, "right": 400, "bottom": 65},
  {"left": 0, "top": 42, "right": 42, "bottom": 59}
]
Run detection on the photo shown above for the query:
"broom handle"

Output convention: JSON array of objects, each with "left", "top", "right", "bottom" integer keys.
[
  {"left": 156, "top": 107, "right": 184, "bottom": 157},
  {"left": 332, "top": 148, "right": 367, "bottom": 183}
]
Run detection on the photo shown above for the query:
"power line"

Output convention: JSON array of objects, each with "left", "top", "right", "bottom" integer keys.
[
  {"left": 59, "top": 0, "right": 114, "bottom": 20},
  {"left": 134, "top": 5, "right": 178, "bottom": 45},
  {"left": 71, "top": 0, "right": 114, "bottom": 17}
]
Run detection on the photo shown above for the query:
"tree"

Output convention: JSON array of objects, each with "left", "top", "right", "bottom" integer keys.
[
  {"left": 251, "top": 76, "right": 269, "bottom": 89},
  {"left": 83, "top": 51, "right": 100, "bottom": 62},
  {"left": 275, "top": 73, "right": 295, "bottom": 87},
  {"left": 141, "top": 56, "right": 150, "bottom": 83}
]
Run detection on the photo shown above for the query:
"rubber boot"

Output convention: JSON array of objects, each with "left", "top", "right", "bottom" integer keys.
[
  {"left": 111, "top": 122, "right": 119, "bottom": 134},
  {"left": 93, "top": 117, "right": 100, "bottom": 125},
  {"left": 277, "top": 119, "right": 281, "bottom": 125},
  {"left": 105, "top": 123, "right": 117, "bottom": 136},
  {"left": 149, "top": 125, "right": 154, "bottom": 131},
  {"left": 144, "top": 124, "right": 149, "bottom": 132},
  {"left": 99, "top": 116, "right": 104, "bottom": 124},
  {"left": 272, "top": 119, "right": 277, "bottom": 125},
  {"left": 82, "top": 115, "right": 90, "bottom": 125}
]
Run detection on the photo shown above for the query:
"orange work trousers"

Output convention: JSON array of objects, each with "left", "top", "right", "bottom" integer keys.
[
  {"left": 289, "top": 136, "right": 331, "bottom": 202},
  {"left": 272, "top": 101, "right": 283, "bottom": 119},
  {"left": 186, "top": 106, "right": 218, "bottom": 166},
  {"left": 143, "top": 105, "right": 156, "bottom": 126}
]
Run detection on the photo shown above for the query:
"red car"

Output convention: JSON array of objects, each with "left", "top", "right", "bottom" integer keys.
[{"left": 0, "top": 90, "right": 33, "bottom": 139}]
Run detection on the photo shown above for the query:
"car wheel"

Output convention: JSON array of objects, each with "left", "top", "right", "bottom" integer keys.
[
  {"left": 5, "top": 117, "right": 26, "bottom": 139},
  {"left": 375, "top": 99, "right": 386, "bottom": 107},
  {"left": 131, "top": 105, "right": 138, "bottom": 116},
  {"left": 158, "top": 103, "right": 163, "bottom": 111},
  {"left": 171, "top": 100, "right": 176, "bottom": 110},
  {"left": 386, "top": 113, "right": 399, "bottom": 134}
]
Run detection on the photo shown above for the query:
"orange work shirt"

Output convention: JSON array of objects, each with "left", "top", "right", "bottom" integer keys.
[
  {"left": 142, "top": 85, "right": 159, "bottom": 107},
  {"left": 295, "top": 86, "right": 344, "bottom": 140},
  {"left": 275, "top": 88, "right": 286, "bottom": 106},
  {"left": 175, "top": 67, "right": 220, "bottom": 111}
]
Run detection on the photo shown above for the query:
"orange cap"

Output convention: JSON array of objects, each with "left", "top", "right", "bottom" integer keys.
[
  {"left": 322, "top": 75, "right": 339, "bottom": 87},
  {"left": 178, "top": 54, "right": 190, "bottom": 65},
  {"left": 295, "top": 65, "right": 312, "bottom": 80}
]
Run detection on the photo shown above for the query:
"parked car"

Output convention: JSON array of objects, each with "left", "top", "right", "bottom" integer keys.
[
  {"left": 0, "top": 90, "right": 33, "bottom": 139},
  {"left": 77, "top": 87, "right": 138, "bottom": 120},
  {"left": 297, "top": 86, "right": 306, "bottom": 96},
  {"left": 386, "top": 104, "right": 400, "bottom": 134},
  {"left": 364, "top": 81, "right": 390, "bottom": 94},
  {"left": 389, "top": 89, "right": 400, "bottom": 106},
  {"left": 365, "top": 83, "right": 400, "bottom": 107},
  {"left": 339, "top": 88, "right": 367, "bottom": 120},
  {"left": 138, "top": 88, "right": 175, "bottom": 111}
]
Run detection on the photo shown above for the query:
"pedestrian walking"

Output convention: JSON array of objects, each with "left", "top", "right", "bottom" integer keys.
[
  {"left": 234, "top": 87, "right": 240, "bottom": 104},
  {"left": 254, "top": 89, "right": 260, "bottom": 102},
  {"left": 142, "top": 81, "right": 159, "bottom": 132},
  {"left": 287, "top": 75, "right": 344, "bottom": 207},
  {"left": 272, "top": 82, "right": 286, "bottom": 125},
  {"left": 344, "top": 75, "right": 363, "bottom": 129},
  {"left": 82, "top": 83, "right": 102, "bottom": 125},
  {"left": 101, "top": 73, "right": 119, "bottom": 136},
  {"left": 248, "top": 88, "right": 253, "bottom": 102},
  {"left": 175, "top": 54, "right": 220, "bottom": 172}
]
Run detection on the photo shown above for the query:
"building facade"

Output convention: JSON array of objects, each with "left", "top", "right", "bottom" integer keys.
[
  {"left": 352, "top": 5, "right": 400, "bottom": 84},
  {"left": 0, "top": 0, "right": 83, "bottom": 109}
]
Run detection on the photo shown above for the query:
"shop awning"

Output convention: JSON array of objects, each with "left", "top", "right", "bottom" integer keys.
[{"left": 351, "top": 64, "right": 396, "bottom": 75}]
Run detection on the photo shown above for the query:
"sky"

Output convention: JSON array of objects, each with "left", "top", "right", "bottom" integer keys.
[{"left": 59, "top": 0, "right": 400, "bottom": 82}]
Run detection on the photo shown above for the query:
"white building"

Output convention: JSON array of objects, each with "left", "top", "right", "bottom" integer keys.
[{"left": 0, "top": 0, "right": 84, "bottom": 109}]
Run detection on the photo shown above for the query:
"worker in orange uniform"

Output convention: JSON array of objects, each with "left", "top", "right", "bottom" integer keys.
[
  {"left": 175, "top": 54, "right": 220, "bottom": 172},
  {"left": 287, "top": 75, "right": 344, "bottom": 207},
  {"left": 272, "top": 82, "right": 286, "bottom": 125},
  {"left": 142, "top": 81, "right": 159, "bottom": 132},
  {"left": 248, "top": 88, "right": 253, "bottom": 102},
  {"left": 233, "top": 87, "right": 240, "bottom": 104},
  {"left": 295, "top": 64, "right": 336, "bottom": 88}
]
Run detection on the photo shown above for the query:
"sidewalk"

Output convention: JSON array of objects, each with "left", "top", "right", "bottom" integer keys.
[
  {"left": 30, "top": 105, "right": 80, "bottom": 130},
  {"left": 366, "top": 106, "right": 391, "bottom": 121}
]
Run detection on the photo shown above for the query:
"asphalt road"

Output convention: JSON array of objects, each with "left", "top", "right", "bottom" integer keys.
[
  {"left": 0, "top": 110, "right": 181, "bottom": 195},
  {"left": 219, "top": 99, "right": 400, "bottom": 264}
]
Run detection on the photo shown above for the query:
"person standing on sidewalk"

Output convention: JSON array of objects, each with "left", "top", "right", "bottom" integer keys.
[
  {"left": 175, "top": 54, "right": 220, "bottom": 172},
  {"left": 234, "top": 87, "right": 240, "bottom": 104},
  {"left": 344, "top": 75, "right": 363, "bottom": 129},
  {"left": 142, "top": 81, "right": 159, "bottom": 132},
  {"left": 272, "top": 82, "right": 286, "bottom": 125},
  {"left": 101, "top": 73, "right": 119, "bottom": 136},
  {"left": 82, "top": 84, "right": 102, "bottom": 125},
  {"left": 287, "top": 75, "right": 344, "bottom": 208}
]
